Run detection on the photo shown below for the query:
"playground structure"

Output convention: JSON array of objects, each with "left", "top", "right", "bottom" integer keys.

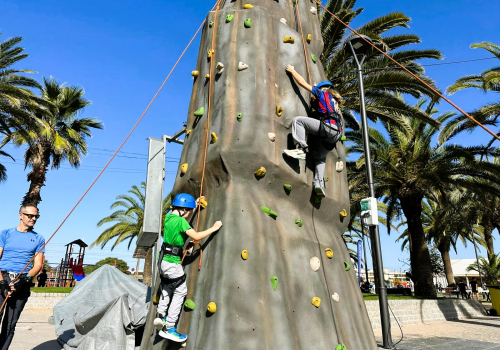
[
  {"left": 137, "top": 1, "right": 378, "bottom": 349},
  {"left": 54, "top": 239, "right": 87, "bottom": 287}
]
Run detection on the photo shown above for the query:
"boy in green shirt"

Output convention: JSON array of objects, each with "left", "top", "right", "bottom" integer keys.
[{"left": 154, "top": 193, "right": 222, "bottom": 342}]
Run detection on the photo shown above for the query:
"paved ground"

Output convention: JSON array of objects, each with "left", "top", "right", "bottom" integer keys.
[{"left": 10, "top": 308, "right": 61, "bottom": 350}]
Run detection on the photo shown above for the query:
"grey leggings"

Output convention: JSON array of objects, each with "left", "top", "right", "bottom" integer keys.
[{"left": 291, "top": 116, "right": 339, "bottom": 189}]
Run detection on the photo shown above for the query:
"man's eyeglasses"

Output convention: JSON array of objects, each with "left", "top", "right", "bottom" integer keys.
[{"left": 22, "top": 213, "right": 40, "bottom": 219}]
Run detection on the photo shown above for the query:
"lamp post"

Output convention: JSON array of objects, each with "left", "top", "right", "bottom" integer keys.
[{"left": 344, "top": 35, "right": 393, "bottom": 349}]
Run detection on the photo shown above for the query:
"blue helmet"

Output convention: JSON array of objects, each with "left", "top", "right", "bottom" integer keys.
[
  {"left": 316, "top": 81, "right": 333, "bottom": 89},
  {"left": 172, "top": 193, "right": 196, "bottom": 209}
]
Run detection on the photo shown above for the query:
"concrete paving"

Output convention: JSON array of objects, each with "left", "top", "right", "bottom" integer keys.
[{"left": 9, "top": 308, "right": 61, "bottom": 350}]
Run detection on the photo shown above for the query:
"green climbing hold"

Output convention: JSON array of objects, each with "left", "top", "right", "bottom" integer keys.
[
  {"left": 226, "top": 14, "right": 234, "bottom": 23},
  {"left": 237, "top": 113, "right": 243, "bottom": 122},
  {"left": 244, "top": 18, "right": 251, "bottom": 28},
  {"left": 184, "top": 299, "right": 196, "bottom": 310},
  {"left": 324, "top": 177, "right": 329, "bottom": 182},
  {"left": 341, "top": 135, "right": 347, "bottom": 141},
  {"left": 295, "top": 219, "right": 303, "bottom": 227},
  {"left": 209, "top": 21, "right": 214, "bottom": 28},
  {"left": 194, "top": 107, "right": 204, "bottom": 116},
  {"left": 311, "top": 54, "right": 317, "bottom": 63},
  {"left": 335, "top": 344, "right": 347, "bottom": 350},
  {"left": 261, "top": 206, "right": 278, "bottom": 218},
  {"left": 283, "top": 184, "right": 292, "bottom": 192},
  {"left": 344, "top": 261, "right": 351, "bottom": 271},
  {"left": 270, "top": 276, "right": 278, "bottom": 291},
  {"left": 314, "top": 196, "right": 322, "bottom": 204}
]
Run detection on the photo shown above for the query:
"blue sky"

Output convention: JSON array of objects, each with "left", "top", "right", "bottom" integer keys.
[{"left": 0, "top": 0, "right": 498, "bottom": 273}]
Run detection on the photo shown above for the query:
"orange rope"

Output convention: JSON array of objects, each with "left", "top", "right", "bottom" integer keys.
[
  {"left": 296, "top": 2, "right": 312, "bottom": 86},
  {"left": 313, "top": 0, "right": 500, "bottom": 142}
]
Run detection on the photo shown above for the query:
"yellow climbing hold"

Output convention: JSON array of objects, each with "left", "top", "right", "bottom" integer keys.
[
  {"left": 306, "top": 34, "right": 312, "bottom": 43},
  {"left": 205, "top": 74, "right": 210, "bottom": 79},
  {"left": 340, "top": 209, "right": 347, "bottom": 218},
  {"left": 211, "top": 132, "right": 218, "bottom": 144},
  {"left": 180, "top": 163, "right": 188, "bottom": 174},
  {"left": 325, "top": 248, "right": 333, "bottom": 259},
  {"left": 208, "top": 49, "right": 214, "bottom": 59},
  {"left": 276, "top": 105, "right": 283, "bottom": 116},
  {"left": 241, "top": 250, "right": 248, "bottom": 260},
  {"left": 185, "top": 129, "right": 192, "bottom": 136},
  {"left": 254, "top": 167, "right": 266, "bottom": 177},
  {"left": 283, "top": 36, "right": 295, "bottom": 44},
  {"left": 243, "top": 4, "right": 254, "bottom": 9},
  {"left": 153, "top": 294, "right": 160, "bottom": 304},
  {"left": 199, "top": 197, "right": 208, "bottom": 209},
  {"left": 191, "top": 70, "right": 199, "bottom": 77},
  {"left": 311, "top": 297, "right": 321, "bottom": 308},
  {"left": 207, "top": 302, "right": 217, "bottom": 313}
]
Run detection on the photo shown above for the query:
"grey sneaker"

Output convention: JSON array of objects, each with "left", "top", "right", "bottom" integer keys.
[
  {"left": 314, "top": 186, "right": 326, "bottom": 198},
  {"left": 283, "top": 149, "right": 306, "bottom": 161}
]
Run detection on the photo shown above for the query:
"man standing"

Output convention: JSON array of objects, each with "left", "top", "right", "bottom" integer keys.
[
  {"left": 0, "top": 204, "right": 45, "bottom": 349},
  {"left": 36, "top": 271, "right": 47, "bottom": 288}
]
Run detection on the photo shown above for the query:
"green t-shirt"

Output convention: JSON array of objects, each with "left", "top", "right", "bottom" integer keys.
[{"left": 163, "top": 213, "right": 191, "bottom": 264}]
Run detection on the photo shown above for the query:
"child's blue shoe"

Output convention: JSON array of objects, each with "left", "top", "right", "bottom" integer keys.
[{"left": 159, "top": 326, "right": 188, "bottom": 342}]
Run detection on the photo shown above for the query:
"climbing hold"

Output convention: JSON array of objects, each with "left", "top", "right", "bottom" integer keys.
[
  {"left": 311, "top": 297, "right": 321, "bottom": 308},
  {"left": 216, "top": 62, "right": 224, "bottom": 74},
  {"left": 199, "top": 197, "right": 208, "bottom": 209},
  {"left": 325, "top": 248, "right": 333, "bottom": 259},
  {"left": 283, "top": 36, "right": 295, "bottom": 44},
  {"left": 226, "top": 14, "right": 234, "bottom": 23},
  {"left": 238, "top": 62, "right": 249, "bottom": 71},
  {"left": 241, "top": 250, "right": 248, "bottom": 260},
  {"left": 310, "top": 257, "right": 320, "bottom": 271},
  {"left": 276, "top": 105, "right": 283, "bottom": 116},
  {"left": 295, "top": 219, "right": 303, "bottom": 227},
  {"left": 153, "top": 294, "right": 160, "bottom": 304},
  {"left": 268, "top": 133, "right": 276, "bottom": 142},
  {"left": 185, "top": 129, "right": 192, "bottom": 136},
  {"left": 344, "top": 261, "right": 351, "bottom": 271},
  {"left": 184, "top": 299, "right": 196, "bottom": 310},
  {"left": 205, "top": 74, "right": 210, "bottom": 79},
  {"left": 310, "top": 6, "right": 317, "bottom": 14},
  {"left": 280, "top": 18, "right": 287, "bottom": 25},
  {"left": 270, "top": 276, "right": 278, "bottom": 291},
  {"left": 194, "top": 107, "right": 204, "bottom": 116},
  {"left": 211, "top": 132, "right": 218, "bottom": 144},
  {"left": 336, "top": 161, "right": 344, "bottom": 172},
  {"left": 243, "top": 4, "right": 254, "bottom": 9},
  {"left": 237, "top": 113, "right": 243, "bottom": 122},
  {"left": 311, "top": 54, "right": 317, "bottom": 63},
  {"left": 335, "top": 344, "right": 346, "bottom": 350},
  {"left": 341, "top": 135, "right": 347, "bottom": 141},
  {"left": 332, "top": 293, "right": 340, "bottom": 303},
  {"left": 191, "top": 70, "right": 199, "bottom": 77},
  {"left": 207, "top": 49, "right": 214, "bottom": 59},
  {"left": 340, "top": 209, "right": 347, "bottom": 218},
  {"left": 306, "top": 34, "right": 312, "bottom": 43},
  {"left": 283, "top": 184, "right": 292, "bottom": 192},
  {"left": 244, "top": 18, "right": 252, "bottom": 28},
  {"left": 261, "top": 206, "right": 278, "bottom": 218},
  {"left": 207, "top": 302, "right": 217, "bottom": 313},
  {"left": 314, "top": 196, "right": 322, "bottom": 204},
  {"left": 254, "top": 167, "right": 266, "bottom": 177},
  {"left": 180, "top": 163, "right": 188, "bottom": 174},
  {"left": 324, "top": 177, "right": 329, "bottom": 182},
  {"left": 209, "top": 21, "right": 214, "bottom": 28}
]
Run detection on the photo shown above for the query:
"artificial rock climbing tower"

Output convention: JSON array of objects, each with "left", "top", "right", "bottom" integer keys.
[{"left": 169, "top": 0, "right": 377, "bottom": 349}]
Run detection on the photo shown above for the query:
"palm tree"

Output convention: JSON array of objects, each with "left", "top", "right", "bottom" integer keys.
[
  {"left": 1, "top": 77, "right": 103, "bottom": 204},
  {"left": 0, "top": 34, "right": 43, "bottom": 182},
  {"left": 348, "top": 99, "right": 500, "bottom": 296},
  {"left": 467, "top": 254, "right": 500, "bottom": 284},
  {"left": 443, "top": 42, "right": 500, "bottom": 145},
  {"left": 320, "top": 0, "right": 443, "bottom": 129},
  {"left": 91, "top": 182, "right": 172, "bottom": 286}
]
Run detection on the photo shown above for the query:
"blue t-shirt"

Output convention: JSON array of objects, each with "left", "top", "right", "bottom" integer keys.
[
  {"left": 0, "top": 228, "right": 45, "bottom": 273},
  {"left": 311, "top": 86, "right": 342, "bottom": 128}
]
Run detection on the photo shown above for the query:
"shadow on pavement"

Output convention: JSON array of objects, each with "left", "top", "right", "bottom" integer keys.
[{"left": 32, "top": 339, "right": 63, "bottom": 350}]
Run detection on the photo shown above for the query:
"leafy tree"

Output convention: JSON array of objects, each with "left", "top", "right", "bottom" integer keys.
[
  {"left": 1, "top": 77, "right": 103, "bottom": 204},
  {"left": 91, "top": 182, "right": 171, "bottom": 286},
  {"left": 83, "top": 257, "right": 129, "bottom": 275},
  {"left": 348, "top": 99, "right": 500, "bottom": 296},
  {"left": 467, "top": 254, "right": 500, "bottom": 284},
  {"left": 428, "top": 244, "right": 444, "bottom": 276},
  {"left": 320, "top": 0, "right": 442, "bottom": 130}
]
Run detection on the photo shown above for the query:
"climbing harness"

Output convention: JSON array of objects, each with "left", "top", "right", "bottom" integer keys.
[{"left": 161, "top": 242, "right": 184, "bottom": 258}]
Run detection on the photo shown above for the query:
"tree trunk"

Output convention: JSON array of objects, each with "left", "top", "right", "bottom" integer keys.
[
  {"left": 400, "top": 195, "right": 436, "bottom": 296},
  {"left": 437, "top": 239, "right": 455, "bottom": 286},
  {"left": 162, "top": 1, "right": 377, "bottom": 349},
  {"left": 23, "top": 144, "right": 50, "bottom": 206},
  {"left": 142, "top": 247, "right": 152, "bottom": 287},
  {"left": 483, "top": 221, "right": 495, "bottom": 262}
]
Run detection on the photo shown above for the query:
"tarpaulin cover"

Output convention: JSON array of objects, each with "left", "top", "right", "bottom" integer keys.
[{"left": 54, "top": 264, "right": 149, "bottom": 350}]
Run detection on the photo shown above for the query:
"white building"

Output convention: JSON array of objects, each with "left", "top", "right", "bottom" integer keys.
[{"left": 433, "top": 259, "right": 481, "bottom": 287}]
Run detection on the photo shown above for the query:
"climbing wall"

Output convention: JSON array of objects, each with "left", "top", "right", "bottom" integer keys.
[{"left": 168, "top": 0, "right": 377, "bottom": 349}]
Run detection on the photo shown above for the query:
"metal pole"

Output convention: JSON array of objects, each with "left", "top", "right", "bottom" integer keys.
[
  {"left": 361, "top": 217, "right": 370, "bottom": 284},
  {"left": 350, "top": 41, "right": 393, "bottom": 349},
  {"left": 471, "top": 226, "right": 484, "bottom": 289}
]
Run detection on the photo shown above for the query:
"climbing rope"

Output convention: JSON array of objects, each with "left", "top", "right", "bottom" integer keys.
[
  {"left": 295, "top": 2, "right": 312, "bottom": 86},
  {"left": 312, "top": 0, "right": 500, "bottom": 142},
  {"left": 0, "top": 3, "right": 220, "bottom": 315}
]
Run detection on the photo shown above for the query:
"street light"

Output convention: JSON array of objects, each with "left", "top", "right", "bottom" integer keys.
[{"left": 344, "top": 35, "right": 393, "bottom": 349}]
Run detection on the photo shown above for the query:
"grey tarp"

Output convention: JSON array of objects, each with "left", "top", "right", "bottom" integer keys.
[{"left": 54, "top": 264, "right": 149, "bottom": 350}]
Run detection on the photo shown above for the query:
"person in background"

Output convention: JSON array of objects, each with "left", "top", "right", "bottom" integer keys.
[
  {"left": 458, "top": 279, "right": 468, "bottom": 299},
  {"left": 470, "top": 277, "right": 478, "bottom": 300},
  {"left": 36, "top": 271, "right": 47, "bottom": 287}
]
